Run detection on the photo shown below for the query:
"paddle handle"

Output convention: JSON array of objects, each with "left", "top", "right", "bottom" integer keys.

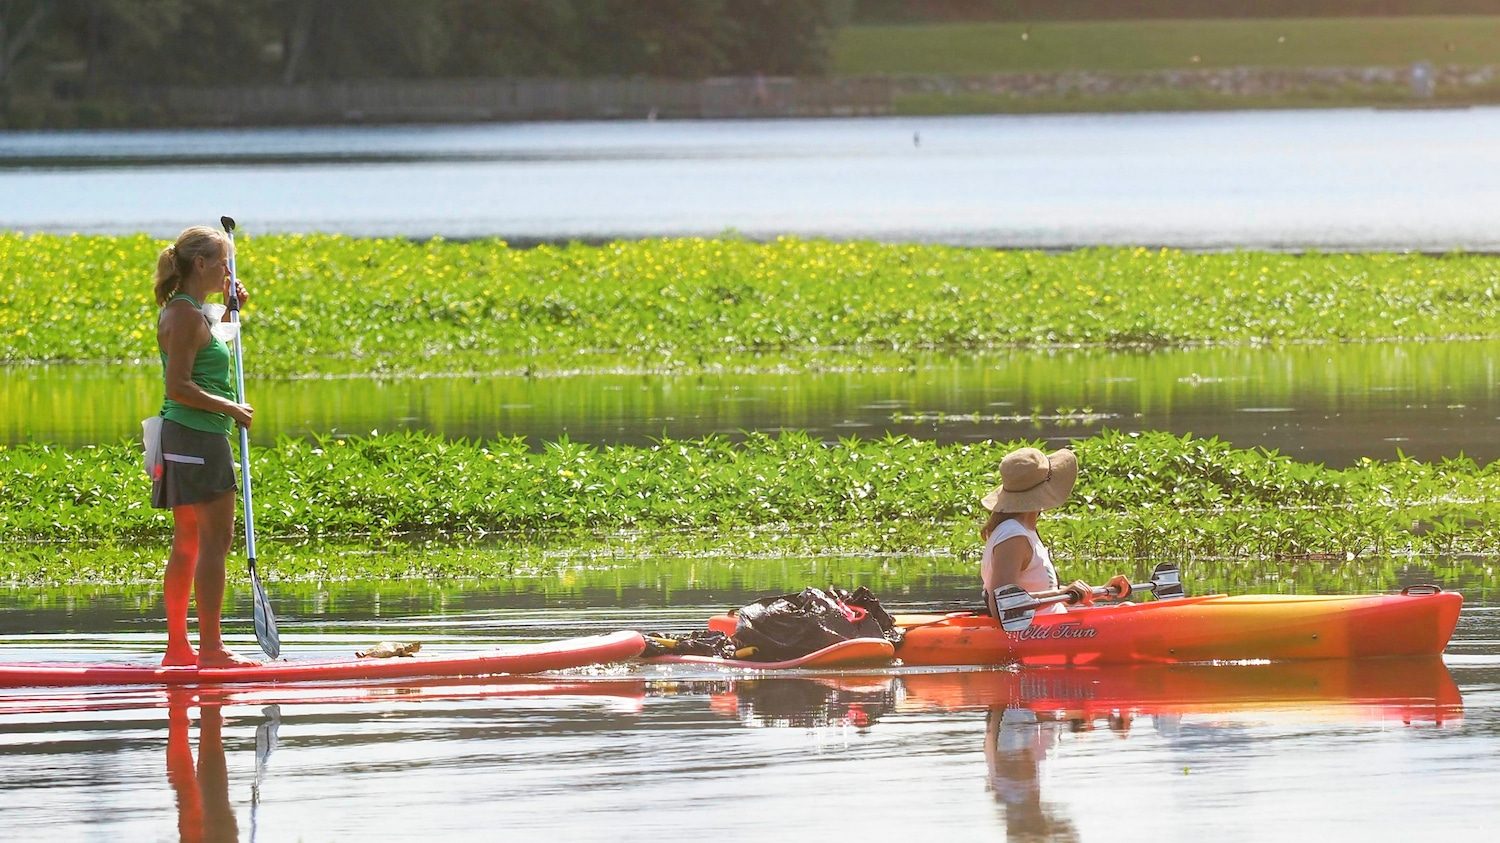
[{"left": 1030, "top": 583, "right": 1116, "bottom": 606}]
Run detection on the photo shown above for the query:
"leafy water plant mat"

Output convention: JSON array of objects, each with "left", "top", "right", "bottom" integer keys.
[
  {"left": 3, "top": 234, "right": 1499, "bottom": 376},
  {"left": 0, "top": 430, "right": 1494, "bottom": 585}
]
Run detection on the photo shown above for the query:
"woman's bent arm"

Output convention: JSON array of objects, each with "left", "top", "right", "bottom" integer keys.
[{"left": 159, "top": 305, "right": 253, "bottom": 427}]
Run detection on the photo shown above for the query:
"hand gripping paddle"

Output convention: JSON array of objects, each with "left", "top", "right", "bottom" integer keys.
[
  {"left": 992, "top": 562, "right": 1186, "bottom": 633},
  {"left": 221, "top": 215, "right": 281, "bottom": 659}
]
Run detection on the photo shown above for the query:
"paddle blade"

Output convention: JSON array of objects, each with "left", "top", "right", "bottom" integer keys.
[
  {"left": 993, "top": 585, "right": 1039, "bottom": 632},
  {"left": 220, "top": 216, "right": 237, "bottom": 234},
  {"left": 1151, "top": 562, "right": 1186, "bottom": 600},
  {"left": 250, "top": 561, "right": 281, "bottom": 659}
]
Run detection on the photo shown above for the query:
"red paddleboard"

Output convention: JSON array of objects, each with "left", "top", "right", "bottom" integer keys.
[
  {"left": 641, "top": 637, "right": 896, "bottom": 669},
  {"left": 0, "top": 631, "right": 646, "bottom": 689}
]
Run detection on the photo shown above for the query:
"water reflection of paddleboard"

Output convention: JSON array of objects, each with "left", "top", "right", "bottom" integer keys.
[{"left": 0, "top": 676, "right": 653, "bottom": 716}]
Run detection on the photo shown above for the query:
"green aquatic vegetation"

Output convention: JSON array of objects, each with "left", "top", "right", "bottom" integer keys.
[
  {"left": 3, "top": 234, "right": 1500, "bottom": 377},
  {"left": 0, "top": 430, "right": 1494, "bottom": 585},
  {"left": 2, "top": 547, "right": 1489, "bottom": 605}
]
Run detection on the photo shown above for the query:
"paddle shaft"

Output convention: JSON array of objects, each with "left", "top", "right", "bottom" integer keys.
[
  {"left": 989, "top": 563, "right": 1184, "bottom": 631},
  {"left": 1036, "top": 562, "right": 1184, "bottom": 606},
  {"left": 992, "top": 579, "right": 1131, "bottom": 618},
  {"left": 223, "top": 233, "right": 257, "bottom": 565},
  {"left": 222, "top": 216, "right": 281, "bottom": 659},
  {"left": 914, "top": 577, "right": 1153, "bottom": 618}
]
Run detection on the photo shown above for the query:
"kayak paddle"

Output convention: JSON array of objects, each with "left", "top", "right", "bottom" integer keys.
[
  {"left": 221, "top": 215, "right": 280, "bottom": 659},
  {"left": 993, "top": 562, "right": 1185, "bottom": 633}
]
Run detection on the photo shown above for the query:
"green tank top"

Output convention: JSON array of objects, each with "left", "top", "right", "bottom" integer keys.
[{"left": 158, "top": 293, "right": 236, "bottom": 435}]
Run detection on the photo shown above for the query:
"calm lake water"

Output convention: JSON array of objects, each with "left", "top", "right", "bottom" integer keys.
[
  {"left": 6, "top": 107, "right": 1500, "bottom": 839},
  {"left": 0, "top": 581, "right": 1495, "bottom": 841},
  {"left": 6, "top": 108, "right": 1500, "bottom": 250},
  {"left": 7, "top": 339, "right": 1497, "bottom": 465}
]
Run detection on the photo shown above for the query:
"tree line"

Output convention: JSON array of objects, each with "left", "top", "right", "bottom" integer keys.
[
  {"left": 5, "top": 0, "right": 1492, "bottom": 107},
  {"left": 1, "top": 0, "right": 851, "bottom": 99}
]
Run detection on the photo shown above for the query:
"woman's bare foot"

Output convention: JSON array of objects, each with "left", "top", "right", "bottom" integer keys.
[
  {"left": 198, "top": 647, "right": 260, "bottom": 669},
  {"left": 162, "top": 645, "right": 197, "bottom": 667}
]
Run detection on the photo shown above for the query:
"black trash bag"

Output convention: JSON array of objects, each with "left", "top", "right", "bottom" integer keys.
[
  {"left": 639, "top": 630, "right": 738, "bottom": 659},
  {"left": 832, "top": 585, "right": 902, "bottom": 646},
  {"left": 733, "top": 585, "right": 901, "bottom": 662}
]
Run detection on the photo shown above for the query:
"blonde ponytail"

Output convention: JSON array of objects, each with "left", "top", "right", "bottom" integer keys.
[{"left": 154, "top": 225, "right": 225, "bottom": 306}]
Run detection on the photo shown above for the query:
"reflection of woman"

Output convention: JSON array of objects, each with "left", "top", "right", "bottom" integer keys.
[
  {"left": 152, "top": 226, "right": 256, "bottom": 668},
  {"left": 984, "top": 706, "right": 1079, "bottom": 842},
  {"left": 166, "top": 691, "right": 240, "bottom": 843},
  {"left": 978, "top": 447, "right": 1130, "bottom": 616}
]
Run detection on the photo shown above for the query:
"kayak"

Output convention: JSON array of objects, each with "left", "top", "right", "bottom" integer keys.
[
  {"left": 641, "top": 638, "right": 896, "bottom": 670},
  {"left": 707, "top": 588, "right": 1462, "bottom": 666},
  {"left": 895, "top": 590, "right": 1462, "bottom": 666},
  {"left": 0, "top": 631, "right": 646, "bottom": 689}
]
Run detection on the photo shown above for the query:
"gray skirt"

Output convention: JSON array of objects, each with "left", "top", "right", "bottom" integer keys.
[{"left": 150, "top": 419, "right": 237, "bottom": 509}]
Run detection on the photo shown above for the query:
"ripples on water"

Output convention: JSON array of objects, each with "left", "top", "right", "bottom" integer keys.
[
  {"left": 6, "top": 108, "right": 1500, "bottom": 837},
  {"left": 0, "top": 595, "right": 1496, "bottom": 840}
]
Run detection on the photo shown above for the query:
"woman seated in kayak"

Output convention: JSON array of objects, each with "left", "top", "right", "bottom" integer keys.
[{"left": 979, "top": 446, "right": 1130, "bottom": 616}]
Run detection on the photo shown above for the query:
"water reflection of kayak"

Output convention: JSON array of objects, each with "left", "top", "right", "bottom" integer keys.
[
  {"left": 701, "top": 658, "right": 1462, "bottom": 730},
  {"left": 704, "top": 589, "right": 1463, "bottom": 666},
  {"left": 895, "top": 658, "right": 1462, "bottom": 725}
]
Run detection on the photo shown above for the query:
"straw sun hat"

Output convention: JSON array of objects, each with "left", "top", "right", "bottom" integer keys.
[{"left": 980, "top": 447, "right": 1078, "bottom": 513}]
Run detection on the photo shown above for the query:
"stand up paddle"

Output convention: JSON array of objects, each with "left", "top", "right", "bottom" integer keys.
[
  {"left": 992, "top": 562, "right": 1185, "bottom": 632},
  {"left": 221, "top": 215, "right": 280, "bottom": 659},
  {"left": 251, "top": 703, "right": 281, "bottom": 843}
]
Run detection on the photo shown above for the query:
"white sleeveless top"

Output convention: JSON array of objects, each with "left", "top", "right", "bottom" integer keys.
[{"left": 982, "top": 520, "right": 1063, "bottom": 613}]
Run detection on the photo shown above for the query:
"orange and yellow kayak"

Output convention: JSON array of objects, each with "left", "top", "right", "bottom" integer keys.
[
  {"left": 708, "top": 589, "right": 1462, "bottom": 666},
  {"left": 895, "top": 590, "right": 1462, "bottom": 666}
]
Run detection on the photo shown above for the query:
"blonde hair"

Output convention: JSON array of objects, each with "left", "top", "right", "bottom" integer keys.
[
  {"left": 154, "top": 226, "right": 225, "bottom": 306},
  {"left": 979, "top": 509, "right": 1018, "bottom": 542}
]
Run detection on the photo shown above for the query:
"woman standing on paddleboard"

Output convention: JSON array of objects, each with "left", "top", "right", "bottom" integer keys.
[
  {"left": 979, "top": 446, "right": 1130, "bottom": 617},
  {"left": 151, "top": 225, "right": 256, "bottom": 668}
]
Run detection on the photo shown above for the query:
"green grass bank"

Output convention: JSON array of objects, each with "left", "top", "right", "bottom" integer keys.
[
  {"left": 3, "top": 235, "right": 1498, "bottom": 377},
  {"left": 1, "top": 430, "right": 1493, "bottom": 586},
  {"left": 833, "top": 16, "right": 1500, "bottom": 75}
]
